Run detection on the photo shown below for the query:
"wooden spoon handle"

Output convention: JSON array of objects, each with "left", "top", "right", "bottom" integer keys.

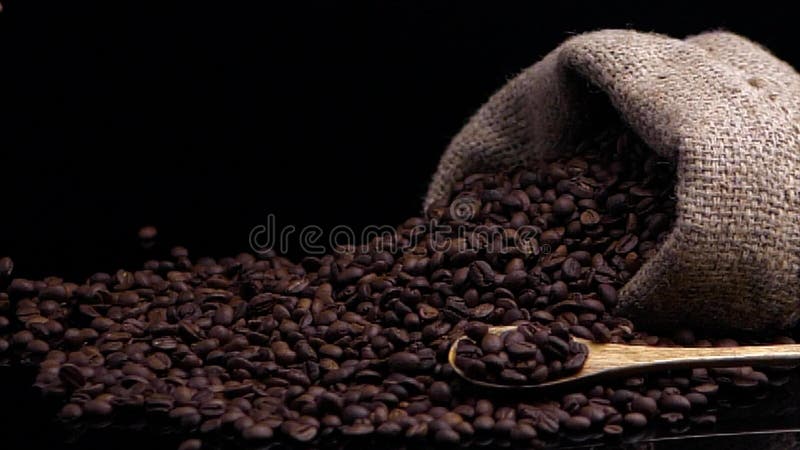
[{"left": 587, "top": 342, "right": 800, "bottom": 376}]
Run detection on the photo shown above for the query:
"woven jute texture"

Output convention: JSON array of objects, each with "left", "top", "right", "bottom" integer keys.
[{"left": 424, "top": 30, "right": 800, "bottom": 332}]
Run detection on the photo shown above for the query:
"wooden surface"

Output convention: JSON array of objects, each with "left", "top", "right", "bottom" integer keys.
[{"left": 449, "top": 325, "right": 800, "bottom": 389}]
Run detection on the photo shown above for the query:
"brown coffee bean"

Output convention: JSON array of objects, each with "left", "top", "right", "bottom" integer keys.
[
  {"left": 388, "top": 352, "right": 420, "bottom": 373},
  {"left": 468, "top": 261, "right": 495, "bottom": 288},
  {"left": 242, "top": 423, "right": 274, "bottom": 440},
  {"left": 563, "top": 415, "right": 591, "bottom": 432},
  {"left": 138, "top": 226, "right": 158, "bottom": 240},
  {"left": 506, "top": 341, "right": 538, "bottom": 359},
  {"left": 83, "top": 398, "right": 113, "bottom": 416},
  {"left": 27, "top": 339, "right": 50, "bottom": 354},
  {"left": 177, "top": 439, "right": 203, "bottom": 450},
  {"left": 429, "top": 381, "right": 452, "bottom": 405},
  {"left": 59, "top": 363, "right": 86, "bottom": 389},
  {"left": 579, "top": 209, "right": 601, "bottom": 226},
  {"left": 281, "top": 420, "right": 318, "bottom": 442},
  {"left": 342, "top": 423, "right": 375, "bottom": 436},
  {"left": 59, "top": 403, "right": 83, "bottom": 420},
  {"left": 553, "top": 196, "right": 576, "bottom": 217},
  {"left": 660, "top": 394, "right": 691, "bottom": 412},
  {"left": 616, "top": 234, "right": 639, "bottom": 254},
  {"left": 590, "top": 322, "right": 612, "bottom": 343},
  {"left": 624, "top": 412, "right": 648, "bottom": 428},
  {"left": 480, "top": 334, "right": 503, "bottom": 354},
  {"left": 0, "top": 257, "right": 13, "bottom": 277},
  {"left": 631, "top": 395, "right": 658, "bottom": 417},
  {"left": 690, "top": 414, "right": 717, "bottom": 427},
  {"left": 560, "top": 257, "right": 582, "bottom": 280},
  {"left": 691, "top": 383, "right": 719, "bottom": 396},
  {"left": 145, "top": 352, "right": 172, "bottom": 371},
  {"left": 510, "top": 423, "right": 538, "bottom": 440}
]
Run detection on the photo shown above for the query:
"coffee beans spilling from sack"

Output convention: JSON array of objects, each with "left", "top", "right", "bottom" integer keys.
[
  {"left": 425, "top": 30, "right": 800, "bottom": 332},
  {"left": 1, "top": 127, "right": 796, "bottom": 449}
]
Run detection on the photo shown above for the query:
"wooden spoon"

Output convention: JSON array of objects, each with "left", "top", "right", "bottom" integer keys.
[{"left": 449, "top": 325, "right": 800, "bottom": 389}]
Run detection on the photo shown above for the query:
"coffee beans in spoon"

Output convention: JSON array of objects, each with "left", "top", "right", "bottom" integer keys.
[{"left": 456, "top": 322, "right": 589, "bottom": 385}]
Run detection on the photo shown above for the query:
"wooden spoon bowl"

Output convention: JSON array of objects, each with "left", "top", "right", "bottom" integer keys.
[{"left": 449, "top": 325, "right": 800, "bottom": 389}]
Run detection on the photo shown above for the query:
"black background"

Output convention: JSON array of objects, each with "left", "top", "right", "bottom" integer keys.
[{"left": 0, "top": 1, "right": 797, "bottom": 449}]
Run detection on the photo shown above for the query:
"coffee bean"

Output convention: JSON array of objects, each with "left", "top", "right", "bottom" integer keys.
[
  {"left": 138, "top": 226, "right": 158, "bottom": 240},
  {"left": 510, "top": 423, "right": 538, "bottom": 440},
  {"left": 506, "top": 341, "right": 538, "bottom": 358},
  {"left": 590, "top": 322, "right": 612, "bottom": 343},
  {"left": 243, "top": 423, "right": 274, "bottom": 440},
  {"left": 616, "top": 234, "right": 639, "bottom": 254},
  {"left": 146, "top": 352, "right": 172, "bottom": 371},
  {"left": 430, "top": 381, "right": 452, "bottom": 405},
  {"left": 561, "top": 258, "right": 582, "bottom": 280},
  {"left": 59, "top": 403, "right": 83, "bottom": 420},
  {"left": 58, "top": 364, "right": 86, "bottom": 390},
  {"left": 281, "top": 420, "right": 319, "bottom": 442},
  {"left": 388, "top": 352, "right": 420, "bottom": 373},
  {"left": 342, "top": 423, "right": 375, "bottom": 436},
  {"left": 27, "top": 339, "right": 50, "bottom": 354},
  {"left": 660, "top": 394, "right": 691, "bottom": 412},
  {"left": 480, "top": 333, "right": 503, "bottom": 353},
  {"left": 468, "top": 261, "right": 495, "bottom": 288},
  {"left": 473, "top": 415, "right": 495, "bottom": 433},
  {"left": 691, "top": 383, "right": 719, "bottom": 396},
  {"left": 434, "top": 427, "right": 460, "bottom": 444},
  {"left": 685, "top": 392, "right": 708, "bottom": 408},
  {"left": 376, "top": 421, "right": 403, "bottom": 437},
  {"left": 631, "top": 395, "right": 658, "bottom": 417},
  {"left": 177, "top": 439, "right": 203, "bottom": 450},
  {"left": 563, "top": 415, "right": 591, "bottom": 432},
  {"left": 624, "top": 412, "right": 648, "bottom": 428},
  {"left": 579, "top": 209, "right": 601, "bottom": 226},
  {"left": 553, "top": 196, "right": 576, "bottom": 217},
  {"left": 83, "top": 398, "right": 113, "bottom": 416},
  {"left": 0, "top": 257, "right": 14, "bottom": 277},
  {"left": 690, "top": 414, "right": 717, "bottom": 427}
]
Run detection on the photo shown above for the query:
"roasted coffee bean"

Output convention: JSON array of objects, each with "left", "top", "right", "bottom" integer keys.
[
  {"left": 468, "top": 261, "right": 495, "bottom": 288},
  {"left": 387, "top": 352, "right": 420, "bottom": 373},
  {"left": 59, "top": 403, "right": 83, "bottom": 421},
  {"left": 603, "top": 424, "right": 623, "bottom": 436},
  {"left": 563, "top": 415, "right": 591, "bottom": 432},
  {"left": 83, "top": 398, "right": 113, "bottom": 416},
  {"left": 624, "top": 412, "right": 648, "bottom": 428},
  {"left": 429, "top": 381, "right": 452, "bottom": 405},
  {"left": 281, "top": 420, "right": 318, "bottom": 442},
  {"left": 58, "top": 364, "right": 86, "bottom": 390},
  {"left": 631, "top": 395, "right": 658, "bottom": 417},
  {"left": 660, "top": 394, "right": 691, "bottom": 412},
  {"left": 480, "top": 333, "right": 504, "bottom": 354},
  {"left": 561, "top": 257, "right": 582, "bottom": 280},
  {"left": 553, "top": 196, "right": 576, "bottom": 217},
  {"left": 177, "top": 439, "right": 203, "bottom": 450},
  {"left": 138, "top": 226, "right": 158, "bottom": 240}
]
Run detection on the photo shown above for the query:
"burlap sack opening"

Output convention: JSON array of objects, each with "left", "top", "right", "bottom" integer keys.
[{"left": 424, "top": 30, "right": 800, "bottom": 332}]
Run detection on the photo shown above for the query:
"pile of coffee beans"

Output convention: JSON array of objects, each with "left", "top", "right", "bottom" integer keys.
[
  {"left": 455, "top": 322, "right": 589, "bottom": 385},
  {"left": 0, "top": 129, "right": 796, "bottom": 450}
]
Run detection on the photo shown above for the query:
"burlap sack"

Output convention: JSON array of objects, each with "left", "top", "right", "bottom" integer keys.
[{"left": 424, "top": 30, "right": 800, "bottom": 332}]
